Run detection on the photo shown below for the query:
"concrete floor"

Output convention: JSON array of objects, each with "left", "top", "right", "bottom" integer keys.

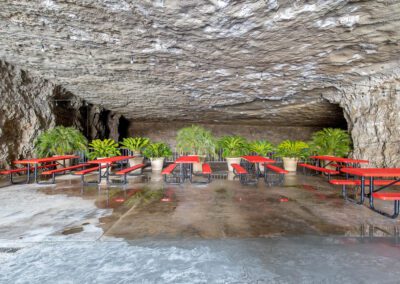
[{"left": 1, "top": 171, "right": 400, "bottom": 283}]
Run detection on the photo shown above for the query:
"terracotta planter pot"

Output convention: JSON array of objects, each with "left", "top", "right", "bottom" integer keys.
[
  {"left": 150, "top": 157, "right": 165, "bottom": 172},
  {"left": 282, "top": 157, "right": 298, "bottom": 172},
  {"left": 226, "top": 157, "right": 242, "bottom": 172}
]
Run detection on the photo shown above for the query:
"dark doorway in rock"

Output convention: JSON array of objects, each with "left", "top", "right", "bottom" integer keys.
[
  {"left": 326, "top": 103, "right": 348, "bottom": 130},
  {"left": 118, "top": 116, "right": 130, "bottom": 141}
]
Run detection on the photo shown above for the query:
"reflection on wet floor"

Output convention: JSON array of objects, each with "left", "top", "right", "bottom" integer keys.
[{"left": 32, "top": 171, "right": 400, "bottom": 240}]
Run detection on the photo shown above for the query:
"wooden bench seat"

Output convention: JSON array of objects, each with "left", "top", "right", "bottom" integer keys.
[
  {"left": 39, "top": 163, "right": 92, "bottom": 184},
  {"left": 231, "top": 163, "right": 248, "bottom": 175},
  {"left": 231, "top": 163, "right": 257, "bottom": 185},
  {"left": 0, "top": 163, "right": 58, "bottom": 175},
  {"left": 74, "top": 165, "right": 107, "bottom": 175},
  {"left": 371, "top": 193, "right": 400, "bottom": 219},
  {"left": 264, "top": 164, "right": 288, "bottom": 186},
  {"left": 265, "top": 164, "right": 289, "bottom": 174},
  {"left": 0, "top": 163, "right": 58, "bottom": 185},
  {"left": 298, "top": 163, "right": 339, "bottom": 180},
  {"left": 41, "top": 163, "right": 91, "bottom": 175},
  {"left": 114, "top": 163, "right": 147, "bottom": 184},
  {"left": 330, "top": 179, "right": 400, "bottom": 186},
  {"left": 161, "top": 163, "right": 177, "bottom": 175}
]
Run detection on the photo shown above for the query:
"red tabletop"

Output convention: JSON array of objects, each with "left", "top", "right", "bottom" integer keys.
[
  {"left": 241, "top": 155, "right": 275, "bottom": 164},
  {"left": 14, "top": 155, "right": 79, "bottom": 164},
  {"left": 341, "top": 168, "right": 400, "bottom": 177},
  {"left": 87, "top": 156, "right": 134, "bottom": 164},
  {"left": 175, "top": 156, "right": 200, "bottom": 164},
  {"left": 311, "top": 155, "right": 369, "bottom": 164}
]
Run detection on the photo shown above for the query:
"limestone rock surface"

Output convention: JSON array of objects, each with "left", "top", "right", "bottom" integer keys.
[{"left": 0, "top": 1, "right": 400, "bottom": 165}]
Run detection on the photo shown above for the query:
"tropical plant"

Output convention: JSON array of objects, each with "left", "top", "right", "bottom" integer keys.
[
  {"left": 34, "top": 126, "right": 87, "bottom": 157},
  {"left": 309, "top": 128, "right": 351, "bottom": 157},
  {"left": 120, "top": 137, "right": 151, "bottom": 154},
  {"left": 176, "top": 125, "right": 216, "bottom": 156},
  {"left": 87, "top": 139, "right": 120, "bottom": 160},
  {"left": 218, "top": 136, "right": 250, "bottom": 158},
  {"left": 249, "top": 140, "right": 275, "bottom": 156},
  {"left": 143, "top": 142, "right": 172, "bottom": 158},
  {"left": 276, "top": 140, "right": 309, "bottom": 159}
]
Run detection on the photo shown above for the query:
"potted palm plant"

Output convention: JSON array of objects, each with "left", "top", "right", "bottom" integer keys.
[
  {"left": 249, "top": 140, "right": 275, "bottom": 171},
  {"left": 276, "top": 140, "right": 309, "bottom": 172},
  {"left": 176, "top": 125, "right": 216, "bottom": 172},
  {"left": 34, "top": 126, "right": 87, "bottom": 166},
  {"left": 87, "top": 139, "right": 121, "bottom": 160},
  {"left": 218, "top": 136, "right": 249, "bottom": 172},
  {"left": 120, "top": 137, "right": 151, "bottom": 167},
  {"left": 143, "top": 142, "right": 172, "bottom": 172},
  {"left": 310, "top": 128, "right": 351, "bottom": 157}
]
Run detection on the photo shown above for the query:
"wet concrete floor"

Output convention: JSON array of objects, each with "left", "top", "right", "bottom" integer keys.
[{"left": 32, "top": 170, "right": 400, "bottom": 239}]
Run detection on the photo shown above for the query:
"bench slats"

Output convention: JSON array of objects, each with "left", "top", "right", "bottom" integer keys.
[
  {"left": 0, "top": 163, "right": 58, "bottom": 175},
  {"left": 161, "top": 163, "right": 177, "bottom": 175},
  {"left": 202, "top": 163, "right": 212, "bottom": 175},
  {"left": 231, "top": 163, "right": 248, "bottom": 174},
  {"left": 373, "top": 193, "right": 400, "bottom": 201},
  {"left": 265, "top": 164, "right": 288, "bottom": 174},
  {"left": 74, "top": 165, "right": 106, "bottom": 175},
  {"left": 115, "top": 164, "right": 146, "bottom": 175},
  {"left": 41, "top": 163, "right": 91, "bottom": 175},
  {"left": 330, "top": 179, "right": 400, "bottom": 186},
  {"left": 298, "top": 163, "right": 339, "bottom": 175}
]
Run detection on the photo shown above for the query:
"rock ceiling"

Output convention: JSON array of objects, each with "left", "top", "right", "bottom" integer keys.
[{"left": 0, "top": 0, "right": 399, "bottom": 126}]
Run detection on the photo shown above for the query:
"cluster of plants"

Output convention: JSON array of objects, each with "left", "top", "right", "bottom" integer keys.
[{"left": 34, "top": 125, "right": 352, "bottom": 161}]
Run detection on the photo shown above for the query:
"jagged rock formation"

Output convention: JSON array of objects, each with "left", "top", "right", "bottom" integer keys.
[
  {"left": 0, "top": 1, "right": 400, "bottom": 166},
  {"left": 0, "top": 61, "right": 123, "bottom": 167}
]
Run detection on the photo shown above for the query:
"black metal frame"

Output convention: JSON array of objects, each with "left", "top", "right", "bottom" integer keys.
[
  {"left": 264, "top": 167, "right": 285, "bottom": 187},
  {"left": 233, "top": 161, "right": 258, "bottom": 185},
  {"left": 108, "top": 164, "right": 148, "bottom": 186},
  {"left": 365, "top": 176, "right": 400, "bottom": 218}
]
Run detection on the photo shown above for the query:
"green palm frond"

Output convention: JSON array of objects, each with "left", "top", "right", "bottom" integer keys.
[
  {"left": 176, "top": 125, "right": 216, "bottom": 156},
  {"left": 87, "top": 139, "right": 120, "bottom": 160},
  {"left": 143, "top": 142, "right": 172, "bottom": 158},
  {"left": 217, "top": 136, "right": 250, "bottom": 158},
  {"left": 249, "top": 140, "right": 275, "bottom": 156},
  {"left": 310, "top": 128, "right": 351, "bottom": 157},
  {"left": 276, "top": 140, "right": 309, "bottom": 159},
  {"left": 34, "top": 126, "right": 87, "bottom": 157},
  {"left": 120, "top": 137, "right": 151, "bottom": 154}
]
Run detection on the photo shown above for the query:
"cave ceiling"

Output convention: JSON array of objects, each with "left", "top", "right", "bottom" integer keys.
[{"left": 0, "top": 0, "right": 399, "bottom": 126}]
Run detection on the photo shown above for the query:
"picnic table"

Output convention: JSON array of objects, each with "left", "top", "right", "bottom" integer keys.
[
  {"left": 14, "top": 155, "right": 79, "bottom": 183},
  {"left": 87, "top": 156, "right": 134, "bottom": 184},
  {"left": 241, "top": 155, "right": 275, "bottom": 177},
  {"left": 175, "top": 155, "right": 200, "bottom": 183},
  {"left": 341, "top": 168, "right": 400, "bottom": 218},
  {"left": 310, "top": 155, "right": 369, "bottom": 168}
]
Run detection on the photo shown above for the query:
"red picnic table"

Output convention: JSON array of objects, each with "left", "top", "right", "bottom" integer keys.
[
  {"left": 241, "top": 155, "right": 275, "bottom": 176},
  {"left": 14, "top": 155, "right": 79, "bottom": 183},
  {"left": 341, "top": 167, "right": 400, "bottom": 218},
  {"left": 175, "top": 155, "right": 200, "bottom": 183},
  {"left": 310, "top": 155, "right": 369, "bottom": 167},
  {"left": 87, "top": 156, "right": 134, "bottom": 184}
]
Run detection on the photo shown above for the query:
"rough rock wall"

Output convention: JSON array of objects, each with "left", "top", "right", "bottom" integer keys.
[
  {"left": 324, "top": 76, "right": 400, "bottom": 167},
  {"left": 0, "top": 61, "right": 123, "bottom": 168}
]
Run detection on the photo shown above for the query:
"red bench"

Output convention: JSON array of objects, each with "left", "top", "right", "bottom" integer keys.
[
  {"left": 298, "top": 163, "right": 339, "bottom": 180},
  {"left": 330, "top": 178, "right": 400, "bottom": 203},
  {"left": 191, "top": 163, "right": 212, "bottom": 184},
  {"left": 74, "top": 165, "right": 107, "bottom": 185},
  {"left": 231, "top": 163, "right": 257, "bottom": 185},
  {"left": 0, "top": 163, "right": 58, "bottom": 184},
  {"left": 162, "top": 163, "right": 181, "bottom": 184},
  {"left": 371, "top": 193, "right": 400, "bottom": 218},
  {"left": 114, "top": 163, "right": 147, "bottom": 184},
  {"left": 39, "top": 163, "right": 92, "bottom": 184},
  {"left": 264, "top": 164, "right": 288, "bottom": 186}
]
